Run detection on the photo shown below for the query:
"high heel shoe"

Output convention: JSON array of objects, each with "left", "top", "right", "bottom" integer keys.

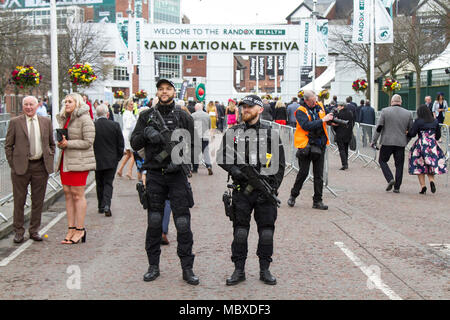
[
  {"left": 61, "top": 227, "right": 76, "bottom": 244},
  {"left": 70, "top": 228, "right": 86, "bottom": 244},
  {"left": 430, "top": 181, "right": 436, "bottom": 193},
  {"left": 419, "top": 186, "right": 427, "bottom": 194},
  {"left": 117, "top": 171, "right": 123, "bottom": 177}
]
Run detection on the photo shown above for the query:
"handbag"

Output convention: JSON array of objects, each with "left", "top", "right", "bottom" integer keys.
[
  {"left": 296, "top": 145, "right": 311, "bottom": 158},
  {"left": 56, "top": 129, "right": 68, "bottom": 142}
]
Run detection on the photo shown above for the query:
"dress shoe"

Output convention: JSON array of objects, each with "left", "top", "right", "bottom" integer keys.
[
  {"left": 260, "top": 269, "right": 277, "bottom": 285},
  {"left": 419, "top": 186, "right": 427, "bottom": 194},
  {"left": 339, "top": 165, "right": 348, "bottom": 170},
  {"left": 226, "top": 269, "right": 246, "bottom": 286},
  {"left": 208, "top": 168, "right": 213, "bottom": 175},
  {"left": 386, "top": 180, "right": 395, "bottom": 191},
  {"left": 287, "top": 196, "right": 296, "bottom": 207},
  {"left": 13, "top": 233, "right": 24, "bottom": 244},
  {"left": 430, "top": 181, "right": 436, "bottom": 193},
  {"left": 161, "top": 233, "right": 169, "bottom": 245},
  {"left": 143, "top": 265, "right": 160, "bottom": 282},
  {"left": 393, "top": 189, "right": 400, "bottom": 193},
  {"left": 104, "top": 205, "right": 112, "bottom": 217},
  {"left": 98, "top": 207, "right": 104, "bottom": 214},
  {"left": 312, "top": 201, "right": 328, "bottom": 210},
  {"left": 182, "top": 269, "right": 199, "bottom": 285},
  {"left": 29, "top": 233, "right": 43, "bottom": 241}
]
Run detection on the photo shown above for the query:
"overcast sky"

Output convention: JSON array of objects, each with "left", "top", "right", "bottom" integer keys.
[{"left": 180, "top": 0, "right": 303, "bottom": 25}]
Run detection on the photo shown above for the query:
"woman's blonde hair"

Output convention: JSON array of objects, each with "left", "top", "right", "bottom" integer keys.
[
  {"left": 275, "top": 100, "right": 285, "bottom": 109},
  {"left": 63, "top": 93, "right": 84, "bottom": 113},
  {"left": 123, "top": 97, "right": 134, "bottom": 108},
  {"left": 227, "top": 100, "right": 236, "bottom": 112}
]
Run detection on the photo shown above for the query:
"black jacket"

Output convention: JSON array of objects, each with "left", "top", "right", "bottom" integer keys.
[
  {"left": 261, "top": 104, "right": 273, "bottom": 121},
  {"left": 359, "top": 105, "right": 376, "bottom": 125},
  {"left": 333, "top": 108, "right": 355, "bottom": 143},
  {"left": 407, "top": 118, "right": 441, "bottom": 140},
  {"left": 93, "top": 117, "right": 124, "bottom": 171},
  {"left": 273, "top": 106, "right": 287, "bottom": 121},
  {"left": 130, "top": 102, "right": 194, "bottom": 171},
  {"left": 217, "top": 120, "right": 285, "bottom": 191}
]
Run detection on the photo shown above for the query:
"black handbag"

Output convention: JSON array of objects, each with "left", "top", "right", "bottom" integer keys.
[
  {"left": 349, "top": 133, "right": 356, "bottom": 151},
  {"left": 56, "top": 129, "right": 68, "bottom": 142}
]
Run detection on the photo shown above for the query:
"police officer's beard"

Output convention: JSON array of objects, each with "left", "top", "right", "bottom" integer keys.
[
  {"left": 242, "top": 110, "right": 259, "bottom": 122},
  {"left": 158, "top": 93, "right": 175, "bottom": 105}
]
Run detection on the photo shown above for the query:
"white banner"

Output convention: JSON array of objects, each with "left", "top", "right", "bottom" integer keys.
[
  {"left": 316, "top": 20, "right": 329, "bottom": 66},
  {"left": 375, "top": 0, "right": 393, "bottom": 43},
  {"left": 352, "top": 0, "right": 371, "bottom": 43}
]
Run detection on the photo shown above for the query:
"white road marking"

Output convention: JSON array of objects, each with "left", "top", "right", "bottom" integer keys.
[
  {"left": 334, "top": 241, "right": 403, "bottom": 300},
  {"left": 0, "top": 182, "right": 96, "bottom": 267}
]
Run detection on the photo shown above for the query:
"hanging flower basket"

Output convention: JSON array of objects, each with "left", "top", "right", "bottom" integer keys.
[
  {"left": 11, "top": 65, "right": 41, "bottom": 89},
  {"left": 114, "top": 90, "right": 125, "bottom": 99},
  {"left": 352, "top": 79, "right": 368, "bottom": 92},
  {"left": 298, "top": 90, "right": 304, "bottom": 99},
  {"left": 382, "top": 77, "right": 401, "bottom": 93},
  {"left": 68, "top": 63, "right": 97, "bottom": 87},
  {"left": 318, "top": 89, "right": 330, "bottom": 101},
  {"left": 134, "top": 89, "right": 148, "bottom": 99}
]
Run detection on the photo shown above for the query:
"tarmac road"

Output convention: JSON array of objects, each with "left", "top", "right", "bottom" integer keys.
[{"left": 0, "top": 139, "right": 448, "bottom": 300}]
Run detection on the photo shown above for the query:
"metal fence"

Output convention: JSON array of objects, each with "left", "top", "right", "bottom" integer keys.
[{"left": 261, "top": 120, "right": 337, "bottom": 197}]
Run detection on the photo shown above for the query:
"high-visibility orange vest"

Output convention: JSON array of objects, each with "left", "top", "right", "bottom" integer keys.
[{"left": 294, "top": 104, "right": 330, "bottom": 149}]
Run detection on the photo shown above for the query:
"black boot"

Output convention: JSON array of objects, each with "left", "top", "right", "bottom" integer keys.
[
  {"left": 287, "top": 196, "right": 296, "bottom": 207},
  {"left": 259, "top": 269, "right": 277, "bottom": 285},
  {"left": 312, "top": 201, "right": 328, "bottom": 210},
  {"left": 226, "top": 268, "right": 246, "bottom": 286},
  {"left": 143, "top": 265, "right": 160, "bottom": 282},
  {"left": 182, "top": 269, "right": 199, "bottom": 285}
]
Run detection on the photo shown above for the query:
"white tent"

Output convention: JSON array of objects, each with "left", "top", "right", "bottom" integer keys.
[{"left": 423, "top": 43, "right": 450, "bottom": 71}]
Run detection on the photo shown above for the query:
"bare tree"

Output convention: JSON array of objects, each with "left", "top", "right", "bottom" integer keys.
[{"left": 394, "top": 9, "right": 448, "bottom": 108}]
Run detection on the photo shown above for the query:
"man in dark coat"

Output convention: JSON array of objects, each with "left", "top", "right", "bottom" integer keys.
[
  {"left": 332, "top": 102, "right": 354, "bottom": 170},
  {"left": 93, "top": 104, "right": 124, "bottom": 216},
  {"left": 359, "top": 100, "right": 376, "bottom": 147}
]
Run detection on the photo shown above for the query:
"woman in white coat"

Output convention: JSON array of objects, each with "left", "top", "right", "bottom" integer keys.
[{"left": 117, "top": 98, "right": 137, "bottom": 179}]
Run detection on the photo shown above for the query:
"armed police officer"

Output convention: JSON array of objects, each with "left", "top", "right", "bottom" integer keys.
[
  {"left": 217, "top": 95, "right": 285, "bottom": 286},
  {"left": 130, "top": 79, "right": 199, "bottom": 285},
  {"left": 287, "top": 89, "right": 333, "bottom": 210}
]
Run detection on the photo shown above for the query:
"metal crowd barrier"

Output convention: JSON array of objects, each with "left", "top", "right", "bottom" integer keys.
[
  {"left": 261, "top": 120, "right": 337, "bottom": 197},
  {"left": 0, "top": 120, "right": 9, "bottom": 139}
]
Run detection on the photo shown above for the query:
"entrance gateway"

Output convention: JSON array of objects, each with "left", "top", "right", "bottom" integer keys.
[{"left": 138, "top": 23, "right": 324, "bottom": 102}]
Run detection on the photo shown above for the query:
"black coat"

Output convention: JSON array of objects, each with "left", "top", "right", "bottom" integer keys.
[
  {"left": 273, "top": 106, "right": 287, "bottom": 121},
  {"left": 333, "top": 108, "right": 355, "bottom": 143},
  {"left": 94, "top": 117, "right": 125, "bottom": 171}
]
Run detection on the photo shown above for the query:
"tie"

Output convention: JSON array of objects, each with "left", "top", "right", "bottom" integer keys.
[{"left": 29, "top": 118, "right": 36, "bottom": 158}]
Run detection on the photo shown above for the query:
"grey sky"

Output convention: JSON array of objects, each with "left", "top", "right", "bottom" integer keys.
[{"left": 181, "top": 0, "right": 303, "bottom": 25}]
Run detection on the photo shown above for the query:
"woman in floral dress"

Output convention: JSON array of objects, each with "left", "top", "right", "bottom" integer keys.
[{"left": 407, "top": 104, "right": 447, "bottom": 194}]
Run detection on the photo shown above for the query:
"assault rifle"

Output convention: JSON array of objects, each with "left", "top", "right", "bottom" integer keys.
[
  {"left": 226, "top": 144, "right": 281, "bottom": 208},
  {"left": 152, "top": 109, "right": 190, "bottom": 176}
]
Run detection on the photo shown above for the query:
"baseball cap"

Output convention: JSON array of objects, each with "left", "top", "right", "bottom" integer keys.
[
  {"left": 156, "top": 79, "right": 176, "bottom": 89},
  {"left": 238, "top": 95, "right": 263, "bottom": 107}
]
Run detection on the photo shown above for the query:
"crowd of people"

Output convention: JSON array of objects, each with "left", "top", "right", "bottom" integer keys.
[{"left": 3, "top": 83, "right": 448, "bottom": 285}]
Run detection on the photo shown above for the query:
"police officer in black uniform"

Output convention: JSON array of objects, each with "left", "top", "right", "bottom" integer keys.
[
  {"left": 130, "top": 79, "right": 199, "bottom": 285},
  {"left": 217, "top": 95, "right": 285, "bottom": 286}
]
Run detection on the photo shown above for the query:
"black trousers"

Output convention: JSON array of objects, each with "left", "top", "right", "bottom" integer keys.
[
  {"left": 192, "top": 139, "right": 212, "bottom": 171},
  {"left": 290, "top": 149, "right": 325, "bottom": 203},
  {"left": 379, "top": 145, "right": 405, "bottom": 190},
  {"left": 95, "top": 167, "right": 117, "bottom": 210},
  {"left": 145, "top": 170, "right": 195, "bottom": 270},
  {"left": 231, "top": 190, "right": 277, "bottom": 270},
  {"left": 337, "top": 141, "right": 349, "bottom": 167}
]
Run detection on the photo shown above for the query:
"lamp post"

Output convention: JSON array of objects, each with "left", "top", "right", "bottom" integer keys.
[
  {"left": 311, "top": 0, "right": 317, "bottom": 93},
  {"left": 126, "top": 0, "right": 134, "bottom": 98},
  {"left": 50, "top": 0, "right": 59, "bottom": 129}
]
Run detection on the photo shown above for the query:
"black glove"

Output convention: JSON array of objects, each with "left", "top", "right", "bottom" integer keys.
[
  {"left": 230, "top": 166, "right": 247, "bottom": 181},
  {"left": 144, "top": 126, "right": 163, "bottom": 144}
]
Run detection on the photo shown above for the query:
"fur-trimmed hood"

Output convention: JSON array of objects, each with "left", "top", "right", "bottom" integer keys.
[{"left": 56, "top": 103, "right": 90, "bottom": 126}]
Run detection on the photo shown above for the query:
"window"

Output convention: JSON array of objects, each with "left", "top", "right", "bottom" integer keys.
[
  {"left": 186, "top": 68, "right": 192, "bottom": 73},
  {"left": 186, "top": 55, "right": 192, "bottom": 60},
  {"left": 113, "top": 67, "right": 129, "bottom": 81},
  {"left": 198, "top": 55, "right": 205, "bottom": 60}
]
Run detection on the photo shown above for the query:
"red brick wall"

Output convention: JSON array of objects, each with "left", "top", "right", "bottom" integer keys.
[{"left": 183, "top": 55, "right": 207, "bottom": 77}]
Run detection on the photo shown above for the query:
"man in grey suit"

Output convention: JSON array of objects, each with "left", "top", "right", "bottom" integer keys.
[
  {"left": 371, "top": 94, "right": 413, "bottom": 193},
  {"left": 191, "top": 103, "right": 213, "bottom": 175}
]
